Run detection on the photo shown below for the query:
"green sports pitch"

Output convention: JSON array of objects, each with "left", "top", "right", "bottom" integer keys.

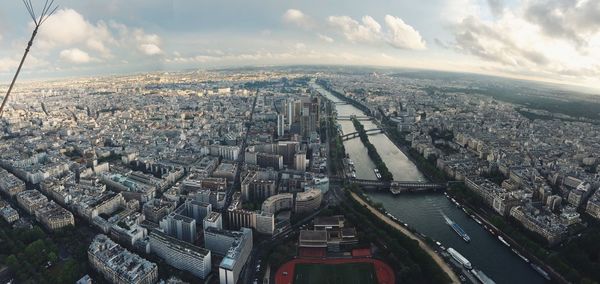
[{"left": 293, "top": 262, "right": 377, "bottom": 284}]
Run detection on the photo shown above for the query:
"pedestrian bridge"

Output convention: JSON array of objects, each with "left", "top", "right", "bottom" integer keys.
[
  {"left": 341, "top": 128, "right": 383, "bottom": 140},
  {"left": 350, "top": 179, "right": 446, "bottom": 193}
]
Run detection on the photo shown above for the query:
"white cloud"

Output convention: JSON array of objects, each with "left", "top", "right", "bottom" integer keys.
[
  {"left": 114, "top": 25, "right": 163, "bottom": 57},
  {"left": 0, "top": 56, "right": 18, "bottom": 72},
  {"left": 60, "top": 48, "right": 93, "bottom": 64},
  {"left": 442, "top": 0, "right": 482, "bottom": 23},
  {"left": 36, "top": 9, "right": 113, "bottom": 57},
  {"left": 384, "top": 15, "right": 426, "bottom": 50},
  {"left": 132, "top": 29, "right": 163, "bottom": 55},
  {"left": 318, "top": 34, "right": 334, "bottom": 43},
  {"left": 328, "top": 15, "right": 381, "bottom": 43},
  {"left": 34, "top": 8, "right": 164, "bottom": 61},
  {"left": 327, "top": 14, "right": 426, "bottom": 50},
  {"left": 362, "top": 15, "right": 382, "bottom": 34},
  {"left": 282, "top": 10, "right": 425, "bottom": 50},
  {"left": 486, "top": 0, "right": 504, "bottom": 17},
  {"left": 139, "top": 43, "right": 162, "bottom": 55},
  {"left": 524, "top": 0, "right": 600, "bottom": 47},
  {"left": 0, "top": 55, "right": 48, "bottom": 73},
  {"left": 450, "top": 6, "right": 600, "bottom": 82},
  {"left": 282, "top": 9, "right": 314, "bottom": 29}
]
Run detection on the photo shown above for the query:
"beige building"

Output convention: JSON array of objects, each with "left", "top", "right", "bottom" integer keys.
[
  {"left": 37, "top": 202, "right": 75, "bottom": 230},
  {"left": 295, "top": 188, "right": 322, "bottom": 213}
]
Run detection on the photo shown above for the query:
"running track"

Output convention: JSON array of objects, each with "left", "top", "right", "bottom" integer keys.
[{"left": 275, "top": 257, "right": 395, "bottom": 284}]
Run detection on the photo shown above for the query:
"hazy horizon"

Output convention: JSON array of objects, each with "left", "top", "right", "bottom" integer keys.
[{"left": 1, "top": 0, "right": 600, "bottom": 92}]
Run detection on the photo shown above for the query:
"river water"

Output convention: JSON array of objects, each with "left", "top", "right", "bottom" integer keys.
[{"left": 313, "top": 82, "right": 545, "bottom": 284}]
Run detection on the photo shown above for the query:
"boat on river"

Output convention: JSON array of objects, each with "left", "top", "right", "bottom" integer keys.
[{"left": 442, "top": 212, "right": 471, "bottom": 242}]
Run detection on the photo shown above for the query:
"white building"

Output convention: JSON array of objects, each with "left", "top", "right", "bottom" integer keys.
[
  {"left": 203, "top": 211, "right": 223, "bottom": 231},
  {"left": 149, "top": 229, "right": 212, "bottom": 279},
  {"left": 218, "top": 228, "right": 253, "bottom": 284}
]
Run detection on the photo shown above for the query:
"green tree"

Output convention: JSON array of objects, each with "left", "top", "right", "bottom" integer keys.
[
  {"left": 5, "top": 254, "right": 18, "bottom": 269},
  {"left": 48, "top": 252, "right": 58, "bottom": 263}
]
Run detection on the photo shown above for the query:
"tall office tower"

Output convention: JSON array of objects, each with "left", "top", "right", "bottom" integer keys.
[
  {"left": 294, "top": 151, "right": 307, "bottom": 172},
  {"left": 277, "top": 141, "right": 300, "bottom": 167},
  {"left": 287, "top": 100, "right": 294, "bottom": 129},
  {"left": 300, "top": 97, "right": 320, "bottom": 137},
  {"left": 184, "top": 200, "right": 211, "bottom": 224},
  {"left": 159, "top": 213, "right": 197, "bottom": 243},
  {"left": 277, "top": 114, "right": 285, "bottom": 137}
]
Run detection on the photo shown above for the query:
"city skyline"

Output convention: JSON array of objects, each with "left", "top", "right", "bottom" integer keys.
[
  {"left": 1, "top": 2, "right": 600, "bottom": 283},
  {"left": 1, "top": 0, "right": 600, "bottom": 92}
]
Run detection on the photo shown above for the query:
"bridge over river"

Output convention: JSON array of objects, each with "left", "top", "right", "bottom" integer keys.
[
  {"left": 337, "top": 115, "right": 371, "bottom": 121},
  {"left": 330, "top": 177, "right": 446, "bottom": 194},
  {"left": 340, "top": 128, "right": 384, "bottom": 140}
]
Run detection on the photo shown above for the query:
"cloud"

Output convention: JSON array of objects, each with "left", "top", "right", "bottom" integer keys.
[
  {"left": 59, "top": 48, "right": 94, "bottom": 64},
  {"left": 318, "top": 34, "right": 334, "bottom": 43},
  {"left": 327, "top": 14, "right": 426, "bottom": 50},
  {"left": 139, "top": 44, "right": 162, "bottom": 55},
  {"left": 282, "top": 9, "right": 314, "bottom": 29},
  {"left": 486, "top": 0, "right": 504, "bottom": 17},
  {"left": 163, "top": 48, "right": 400, "bottom": 67},
  {"left": 33, "top": 8, "right": 164, "bottom": 63},
  {"left": 449, "top": 5, "right": 600, "bottom": 85},
  {"left": 0, "top": 55, "right": 48, "bottom": 73},
  {"left": 524, "top": 0, "right": 600, "bottom": 46},
  {"left": 0, "top": 57, "right": 18, "bottom": 72},
  {"left": 108, "top": 21, "right": 163, "bottom": 57},
  {"left": 453, "top": 16, "right": 549, "bottom": 66},
  {"left": 362, "top": 15, "right": 382, "bottom": 34},
  {"left": 36, "top": 9, "right": 114, "bottom": 56},
  {"left": 434, "top": 38, "right": 450, "bottom": 49},
  {"left": 283, "top": 9, "right": 424, "bottom": 50},
  {"left": 294, "top": 42, "right": 307, "bottom": 50},
  {"left": 384, "top": 15, "right": 426, "bottom": 50},
  {"left": 133, "top": 32, "right": 162, "bottom": 55},
  {"left": 328, "top": 15, "right": 381, "bottom": 43},
  {"left": 442, "top": 0, "right": 482, "bottom": 23}
]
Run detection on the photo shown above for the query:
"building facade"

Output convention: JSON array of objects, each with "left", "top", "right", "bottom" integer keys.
[{"left": 149, "top": 229, "right": 212, "bottom": 279}]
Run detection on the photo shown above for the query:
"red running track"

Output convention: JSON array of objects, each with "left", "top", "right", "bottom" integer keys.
[{"left": 275, "top": 257, "right": 395, "bottom": 284}]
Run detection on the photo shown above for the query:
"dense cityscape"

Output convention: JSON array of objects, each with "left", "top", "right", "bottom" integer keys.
[{"left": 0, "top": 66, "right": 599, "bottom": 284}]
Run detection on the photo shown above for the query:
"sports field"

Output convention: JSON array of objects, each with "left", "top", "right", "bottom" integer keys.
[{"left": 293, "top": 262, "right": 377, "bottom": 284}]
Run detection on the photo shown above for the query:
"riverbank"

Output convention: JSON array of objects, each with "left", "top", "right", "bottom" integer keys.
[
  {"left": 378, "top": 116, "right": 447, "bottom": 183},
  {"left": 314, "top": 79, "right": 553, "bottom": 283},
  {"left": 316, "top": 82, "right": 459, "bottom": 283},
  {"left": 349, "top": 191, "right": 460, "bottom": 283},
  {"left": 447, "top": 187, "right": 569, "bottom": 283},
  {"left": 316, "top": 79, "right": 372, "bottom": 115},
  {"left": 377, "top": 116, "right": 569, "bottom": 282},
  {"left": 351, "top": 117, "right": 393, "bottom": 181}
]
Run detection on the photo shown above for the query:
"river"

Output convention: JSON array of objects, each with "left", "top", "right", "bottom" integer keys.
[{"left": 312, "top": 82, "right": 546, "bottom": 284}]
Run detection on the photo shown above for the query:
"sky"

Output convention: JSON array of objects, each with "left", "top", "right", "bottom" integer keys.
[{"left": 1, "top": 0, "right": 600, "bottom": 91}]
